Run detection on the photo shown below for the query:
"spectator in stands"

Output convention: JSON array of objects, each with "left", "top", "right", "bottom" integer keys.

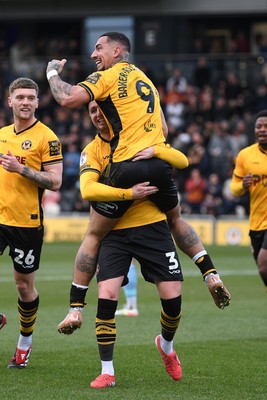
[
  {"left": 201, "top": 193, "right": 222, "bottom": 217},
  {"left": 197, "top": 86, "right": 214, "bottom": 122},
  {"left": 254, "top": 83, "right": 267, "bottom": 111},
  {"left": 228, "top": 119, "right": 249, "bottom": 157},
  {"left": 213, "top": 95, "right": 230, "bottom": 121},
  {"left": 166, "top": 67, "right": 187, "bottom": 101},
  {"left": 224, "top": 71, "right": 244, "bottom": 115},
  {"left": 62, "top": 142, "right": 81, "bottom": 191},
  {"left": 43, "top": 189, "right": 61, "bottom": 216},
  {"left": 183, "top": 85, "right": 199, "bottom": 125},
  {"left": 193, "top": 56, "right": 212, "bottom": 89},
  {"left": 206, "top": 173, "right": 222, "bottom": 199},
  {"left": 165, "top": 93, "right": 185, "bottom": 133},
  {"left": 10, "top": 40, "right": 33, "bottom": 76},
  {"left": 53, "top": 107, "right": 72, "bottom": 139},
  {"left": 207, "top": 120, "right": 234, "bottom": 181},
  {"left": 184, "top": 168, "right": 206, "bottom": 213}
]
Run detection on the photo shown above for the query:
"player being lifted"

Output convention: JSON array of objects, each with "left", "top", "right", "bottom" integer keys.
[{"left": 46, "top": 32, "right": 230, "bottom": 330}]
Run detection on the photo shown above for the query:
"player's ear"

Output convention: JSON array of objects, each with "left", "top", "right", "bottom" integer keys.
[
  {"left": 113, "top": 46, "right": 121, "bottom": 57},
  {"left": 7, "top": 97, "right": 12, "bottom": 108}
]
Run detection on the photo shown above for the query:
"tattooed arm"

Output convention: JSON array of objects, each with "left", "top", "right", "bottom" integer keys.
[
  {"left": 46, "top": 59, "right": 91, "bottom": 107},
  {"left": 2, "top": 151, "right": 63, "bottom": 191}
]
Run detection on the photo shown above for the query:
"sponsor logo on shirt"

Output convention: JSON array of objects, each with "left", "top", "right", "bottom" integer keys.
[
  {"left": 95, "top": 202, "right": 119, "bottom": 215},
  {"left": 48, "top": 140, "right": 61, "bottom": 156},
  {"left": 86, "top": 73, "right": 101, "bottom": 84}
]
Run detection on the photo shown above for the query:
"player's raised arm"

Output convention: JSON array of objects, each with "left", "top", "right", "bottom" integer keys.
[{"left": 46, "top": 59, "right": 91, "bottom": 107}]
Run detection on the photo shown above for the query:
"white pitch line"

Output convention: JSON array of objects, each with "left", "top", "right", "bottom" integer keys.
[{"left": 0, "top": 269, "right": 257, "bottom": 283}]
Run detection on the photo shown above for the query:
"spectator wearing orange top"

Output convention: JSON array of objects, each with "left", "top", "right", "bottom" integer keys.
[{"left": 184, "top": 168, "right": 206, "bottom": 214}]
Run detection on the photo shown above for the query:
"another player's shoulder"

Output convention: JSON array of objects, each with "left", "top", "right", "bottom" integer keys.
[
  {"left": 238, "top": 143, "right": 258, "bottom": 157},
  {"left": 82, "top": 139, "right": 95, "bottom": 154},
  {"left": 36, "top": 120, "right": 54, "bottom": 133},
  {"left": 83, "top": 133, "right": 108, "bottom": 155},
  {"left": 36, "top": 120, "right": 60, "bottom": 140},
  {"left": 0, "top": 123, "right": 14, "bottom": 134}
]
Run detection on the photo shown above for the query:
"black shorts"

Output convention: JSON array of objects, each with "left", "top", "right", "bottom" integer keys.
[
  {"left": 91, "top": 158, "right": 178, "bottom": 218},
  {"left": 96, "top": 220, "right": 183, "bottom": 284},
  {"left": 0, "top": 224, "right": 44, "bottom": 274},
  {"left": 249, "top": 229, "right": 267, "bottom": 260}
]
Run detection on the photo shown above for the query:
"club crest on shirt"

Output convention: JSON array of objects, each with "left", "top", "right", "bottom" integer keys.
[{"left": 21, "top": 140, "right": 32, "bottom": 150}]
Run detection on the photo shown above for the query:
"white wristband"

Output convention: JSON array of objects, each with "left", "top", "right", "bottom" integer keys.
[{"left": 47, "top": 69, "right": 58, "bottom": 80}]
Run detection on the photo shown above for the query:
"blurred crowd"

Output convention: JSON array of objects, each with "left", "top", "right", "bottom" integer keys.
[{"left": 1, "top": 33, "right": 267, "bottom": 218}]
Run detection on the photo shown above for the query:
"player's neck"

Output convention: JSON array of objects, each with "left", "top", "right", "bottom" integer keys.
[
  {"left": 14, "top": 116, "right": 37, "bottom": 132},
  {"left": 259, "top": 143, "right": 267, "bottom": 152},
  {"left": 111, "top": 55, "right": 128, "bottom": 67},
  {"left": 99, "top": 132, "right": 110, "bottom": 141}
]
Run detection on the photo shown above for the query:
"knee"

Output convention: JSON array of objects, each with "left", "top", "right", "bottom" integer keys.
[
  {"left": 257, "top": 252, "right": 267, "bottom": 269},
  {"left": 98, "top": 279, "right": 122, "bottom": 300},
  {"left": 15, "top": 279, "right": 32, "bottom": 297},
  {"left": 258, "top": 261, "right": 267, "bottom": 275}
]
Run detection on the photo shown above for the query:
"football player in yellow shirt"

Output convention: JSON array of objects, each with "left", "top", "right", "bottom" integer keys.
[
  {"left": 47, "top": 33, "right": 230, "bottom": 315},
  {"left": 231, "top": 110, "right": 267, "bottom": 290},
  {"left": 58, "top": 101, "right": 230, "bottom": 388},
  {"left": 0, "top": 77, "right": 63, "bottom": 368}
]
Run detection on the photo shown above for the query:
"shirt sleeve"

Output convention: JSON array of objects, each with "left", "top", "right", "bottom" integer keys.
[
  {"left": 230, "top": 174, "right": 246, "bottom": 197},
  {"left": 80, "top": 170, "right": 133, "bottom": 201},
  {"left": 230, "top": 152, "right": 246, "bottom": 197},
  {"left": 154, "top": 143, "right": 189, "bottom": 169},
  {"left": 40, "top": 126, "right": 63, "bottom": 165}
]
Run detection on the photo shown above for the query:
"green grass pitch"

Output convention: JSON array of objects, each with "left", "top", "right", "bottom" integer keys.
[{"left": 0, "top": 243, "right": 266, "bottom": 400}]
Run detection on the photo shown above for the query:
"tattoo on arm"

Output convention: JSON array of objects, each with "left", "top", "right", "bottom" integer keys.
[
  {"left": 21, "top": 166, "right": 53, "bottom": 190},
  {"left": 49, "top": 75, "right": 73, "bottom": 105},
  {"left": 77, "top": 253, "right": 97, "bottom": 278},
  {"left": 175, "top": 226, "right": 200, "bottom": 250}
]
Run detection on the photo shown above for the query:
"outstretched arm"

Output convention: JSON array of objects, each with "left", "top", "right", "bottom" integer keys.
[
  {"left": 80, "top": 170, "right": 158, "bottom": 201},
  {"left": 46, "top": 59, "right": 91, "bottom": 107},
  {"left": 132, "top": 143, "right": 189, "bottom": 169}
]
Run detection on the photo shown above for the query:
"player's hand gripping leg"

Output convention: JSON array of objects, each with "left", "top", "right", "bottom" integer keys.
[
  {"left": 57, "top": 308, "right": 83, "bottom": 334},
  {"left": 204, "top": 273, "right": 231, "bottom": 309}
]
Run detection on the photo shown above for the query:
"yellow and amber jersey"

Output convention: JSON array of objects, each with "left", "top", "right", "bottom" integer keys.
[
  {"left": 113, "top": 197, "right": 166, "bottom": 230},
  {"left": 80, "top": 134, "right": 166, "bottom": 229},
  {"left": 0, "top": 120, "right": 63, "bottom": 228},
  {"left": 80, "top": 134, "right": 188, "bottom": 202},
  {"left": 78, "top": 62, "right": 165, "bottom": 162},
  {"left": 231, "top": 143, "right": 267, "bottom": 230}
]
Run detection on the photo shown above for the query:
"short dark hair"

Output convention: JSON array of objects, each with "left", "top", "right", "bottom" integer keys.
[
  {"left": 99, "top": 32, "right": 131, "bottom": 53},
  {"left": 9, "top": 77, "right": 39, "bottom": 96},
  {"left": 255, "top": 110, "right": 267, "bottom": 120}
]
